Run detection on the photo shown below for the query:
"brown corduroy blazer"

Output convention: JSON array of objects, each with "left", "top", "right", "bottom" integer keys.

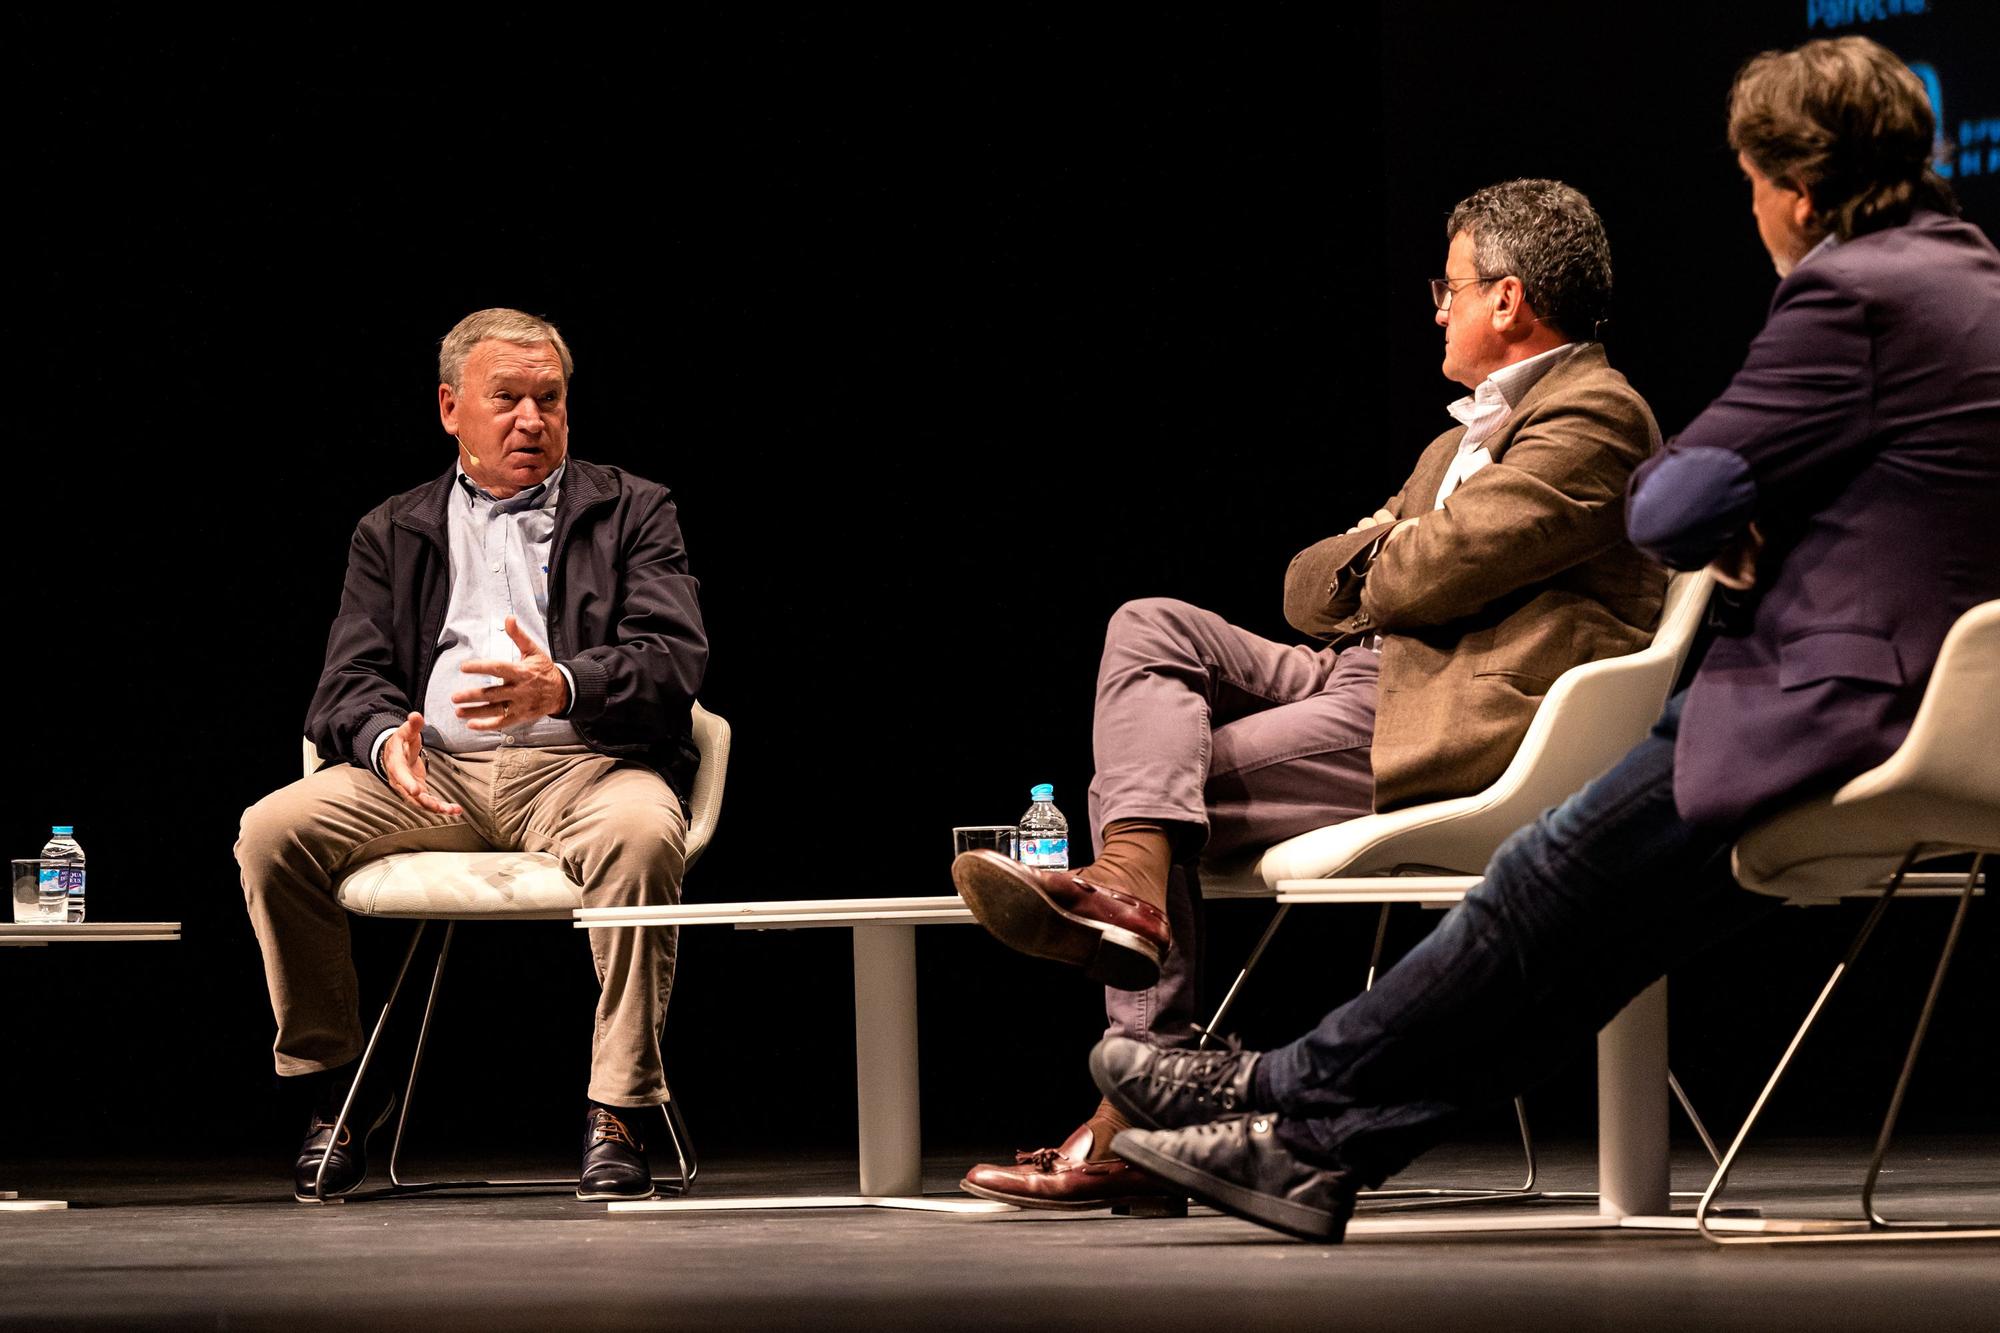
[{"left": 1284, "top": 344, "right": 1667, "bottom": 812}]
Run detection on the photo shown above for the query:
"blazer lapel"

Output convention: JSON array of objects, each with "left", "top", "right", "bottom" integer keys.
[{"left": 1405, "top": 427, "right": 1467, "bottom": 511}]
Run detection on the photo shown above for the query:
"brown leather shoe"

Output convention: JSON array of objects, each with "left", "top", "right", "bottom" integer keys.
[
  {"left": 961, "top": 1122, "right": 1187, "bottom": 1215},
  {"left": 951, "top": 850, "right": 1170, "bottom": 990}
]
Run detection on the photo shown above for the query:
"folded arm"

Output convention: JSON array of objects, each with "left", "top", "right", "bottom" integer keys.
[
  {"left": 1357, "top": 392, "right": 1654, "bottom": 630},
  {"left": 1283, "top": 491, "right": 1403, "bottom": 636}
]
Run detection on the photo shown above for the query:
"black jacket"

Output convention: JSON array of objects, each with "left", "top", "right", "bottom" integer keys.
[{"left": 304, "top": 458, "right": 708, "bottom": 803}]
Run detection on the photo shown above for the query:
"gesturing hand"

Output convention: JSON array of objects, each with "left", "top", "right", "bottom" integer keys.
[
  {"left": 1345, "top": 508, "right": 1397, "bottom": 535},
  {"left": 381, "top": 712, "right": 464, "bottom": 816},
  {"left": 452, "top": 615, "right": 571, "bottom": 731}
]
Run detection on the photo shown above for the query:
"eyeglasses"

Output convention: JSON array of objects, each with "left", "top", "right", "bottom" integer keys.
[{"left": 1430, "top": 275, "right": 1508, "bottom": 311}]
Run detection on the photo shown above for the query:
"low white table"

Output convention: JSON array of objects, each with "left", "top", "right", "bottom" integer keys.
[
  {"left": 579, "top": 891, "right": 1695, "bottom": 1226},
  {"left": 577, "top": 890, "right": 1710, "bottom": 1227},
  {"left": 576, "top": 896, "right": 1009, "bottom": 1215},
  {"left": 2, "top": 922, "right": 182, "bottom": 1211}
]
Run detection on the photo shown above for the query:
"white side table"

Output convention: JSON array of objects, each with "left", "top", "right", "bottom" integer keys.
[
  {"left": 576, "top": 896, "right": 1012, "bottom": 1215},
  {"left": 2, "top": 922, "right": 181, "bottom": 1211}
]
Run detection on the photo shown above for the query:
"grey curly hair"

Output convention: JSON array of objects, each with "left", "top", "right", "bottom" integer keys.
[{"left": 1446, "top": 179, "right": 1613, "bottom": 342}]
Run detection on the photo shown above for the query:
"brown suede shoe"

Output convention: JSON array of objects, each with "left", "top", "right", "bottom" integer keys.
[
  {"left": 951, "top": 850, "right": 1170, "bottom": 990},
  {"left": 960, "top": 1122, "right": 1187, "bottom": 1215}
]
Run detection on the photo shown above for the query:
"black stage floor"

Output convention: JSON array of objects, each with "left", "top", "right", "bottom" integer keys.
[{"left": 4, "top": 1138, "right": 1997, "bottom": 1330}]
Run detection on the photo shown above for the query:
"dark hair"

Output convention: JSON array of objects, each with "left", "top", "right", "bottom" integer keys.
[
  {"left": 1728, "top": 35, "right": 1957, "bottom": 242},
  {"left": 1446, "top": 179, "right": 1613, "bottom": 342}
]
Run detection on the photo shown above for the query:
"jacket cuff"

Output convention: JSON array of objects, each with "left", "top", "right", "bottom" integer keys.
[
  {"left": 355, "top": 712, "right": 404, "bottom": 777},
  {"left": 562, "top": 656, "right": 610, "bottom": 723},
  {"left": 1626, "top": 446, "right": 1758, "bottom": 569}
]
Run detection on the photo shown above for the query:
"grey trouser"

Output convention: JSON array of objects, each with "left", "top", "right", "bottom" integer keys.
[
  {"left": 1088, "top": 598, "right": 1376, "bottom": 1044},
  {"left": 236, "top": 745, "right": 686, "bottom": 1107}
]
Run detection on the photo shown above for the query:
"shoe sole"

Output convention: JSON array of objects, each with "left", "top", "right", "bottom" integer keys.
[
  {"left": 1112, "top": 1134, "right": 1347, "bottom": 1243},
  {"left": 294, "top": 1095, "right": 399, "bottom": 1204},
  {"left": 952, "top": 856, "right": 1163, "bottom": 991},
  {"left": 576, "top": 1184, "right": 658, "bottom": 1202},
  {"left": 958, "top": 1179, "right": 1187, "bottom": 1215}
]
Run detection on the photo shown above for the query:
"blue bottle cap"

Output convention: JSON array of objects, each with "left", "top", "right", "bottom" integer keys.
[
  {"left": 52, "top": 825, "right": 73, "bottom": 836},
  {"left": 1030, "top": 784, "right": 1054, "bottom": 802}
]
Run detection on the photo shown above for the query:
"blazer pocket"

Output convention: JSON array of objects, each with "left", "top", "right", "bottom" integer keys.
[
  {"left": 1472, "top": 669, "right": 1556, "bottom": 688},
  {"left": 1778, "top": 628, "right": 1904, "bottom": 691}
]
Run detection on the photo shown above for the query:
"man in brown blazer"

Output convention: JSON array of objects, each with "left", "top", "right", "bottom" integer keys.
[{"left": 952, "top": 179, "right": 1666, "bottom": 1211}]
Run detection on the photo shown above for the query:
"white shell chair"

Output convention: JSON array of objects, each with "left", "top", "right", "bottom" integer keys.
[
  {"left": 307, "top": 701, "right": 731, "bottom": 1200},
  {"left": 1197, "top": 570, "right": 1718, "bottom": 1203},
  {"left": 1697, "top": 601, "right": 1999, "bottom": 1244}
]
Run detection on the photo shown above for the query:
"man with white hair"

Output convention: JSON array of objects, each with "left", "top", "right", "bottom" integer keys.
[{"left": 237, "top": 308, "right": 706, "bottom": 1203}]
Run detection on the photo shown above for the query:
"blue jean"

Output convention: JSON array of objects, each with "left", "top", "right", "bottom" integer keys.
[{"left": 1255, "top": 692, "right": 1775, "bottom": 1187}]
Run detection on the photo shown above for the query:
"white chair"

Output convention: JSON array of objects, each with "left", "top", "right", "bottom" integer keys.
[
  {"left": 1696, "top": 601, "right": 1999, "bottom": 1244},
  {"left": 1198, "top": 570, "right": 1718, "bottom": 1202},
  {"left": 310, "top": 702, "right": 731, "bottom": 1199}
]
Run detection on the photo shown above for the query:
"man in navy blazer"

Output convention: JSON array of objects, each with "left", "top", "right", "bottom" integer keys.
[
  {"left": 1627, "top": 203, "right": 2000, "bottom": 827},
  {"left": 1082, "top": 35, "right": 2000, "bottom": 1242}
]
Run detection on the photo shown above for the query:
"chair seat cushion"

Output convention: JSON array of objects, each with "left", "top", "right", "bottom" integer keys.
[
  {"left": 334, "top": 851, "right": 581, "bottom": 919},
  {"left": 1733, "top": 790, "right": 1997, "bottom": 900}
]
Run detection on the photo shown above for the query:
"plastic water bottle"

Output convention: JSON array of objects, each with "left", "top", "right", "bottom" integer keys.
[
  {"left": 1017, "top": 784, "right": 1070, "bottom": 872},
  {"left": 40, "top": 826, "right": 85, "bottom": 923}
]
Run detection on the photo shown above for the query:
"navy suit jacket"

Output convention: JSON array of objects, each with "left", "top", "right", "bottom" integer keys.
[{"left": 1626, "top": 209, "right": 2000, "bottom": 827}]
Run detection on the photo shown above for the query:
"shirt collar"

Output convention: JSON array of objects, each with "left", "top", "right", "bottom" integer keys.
[
  {"left": 1794, "top": 233, "right": 1841, "bottom": 272},
  {"left": 1447, "top": 342, "right": 1581, "bottom": 439},
  {"left": 454, "top": 460, "right": 566, "bottom": 512}
]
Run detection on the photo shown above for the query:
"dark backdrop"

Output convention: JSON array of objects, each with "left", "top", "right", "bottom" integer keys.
[{"left": 7, "top": 4, "right": 1995, "bottom": 1177}]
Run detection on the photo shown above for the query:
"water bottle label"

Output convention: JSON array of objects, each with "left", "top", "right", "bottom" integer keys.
[
  {"left": 40, "top": 868, "right": 84, "bottom": 893},
  {"left": 1019, "top": 837, "right": 1069, "bottom": 869}
]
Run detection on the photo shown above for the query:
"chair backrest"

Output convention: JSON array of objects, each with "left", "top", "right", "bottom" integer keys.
[
  {"left": 301, "top": 700, "right": 732, "bottom": 870},
  {"left": 1834, "top": 600, "right": 2000, "bottom": 813},
  {"left": 1250, "top": 568, "right": 1713, "bottom": 885},
  {"left": 682, "top": 702, "right": 730, "bottom": 869},
  {"left": 1732, "top": 600, "right": 1998, "bottom": 900}
]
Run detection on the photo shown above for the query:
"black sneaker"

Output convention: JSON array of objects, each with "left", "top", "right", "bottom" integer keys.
[
  {"left": 578, "top": 1105, "right": 655, "bottom": 1202},
  {"left": 1112, "top": 1116, "right": 1357, "bottom": 1243},
  {"left": 1089, "top": 1034, "right": 1265, "bottom": 1130},
  {"left": 293, "top": 1093, "right": 397, "bottom": 1203}
]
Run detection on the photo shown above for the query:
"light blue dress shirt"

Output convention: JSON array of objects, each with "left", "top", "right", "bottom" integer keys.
[{"left": 372, "top": 462, "right": 582, "bottom": 773}]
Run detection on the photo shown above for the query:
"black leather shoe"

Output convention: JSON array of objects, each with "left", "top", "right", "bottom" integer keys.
[
  {"left": 1112, "top": 1116, "right": 1357, "bottom": 1243},
  {"left": 293, "top": 1093, "right": 397, "bottom": 1203},
  {"left": 578, "top": 1106, "right": 655, "bottom": 1202},
  {"left": 1090, "top": 1034, "right": 1264, "bottom": 1130}
]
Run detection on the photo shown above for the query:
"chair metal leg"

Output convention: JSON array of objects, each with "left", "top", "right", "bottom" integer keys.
[
  {"left": 1698, "top": 850, "right": 2000, "bottom": 1244},
  {"left": 1197, "top": 903, "right": 1290, "bottom": 1049},
  {"left": 1670, "top": 1071, "right": 1722, "bottom": 1167},
  {"left": 1354, "top": 903, "right": 1543, "bottom": 1208},
  {"left": 385, "top": 920, "right": 451, "bottom": 1184},
  {"left": 1205, "top": 887, "right": 1722, "bottom": 1213},
  {"left": 1860, "top": 853, "right": 1986, "bottom": 1231},
  {"left": 313, "top": 921, "right": 429, "bottom": 1202},
  {"left": 658, "top": 1093, "right": 698, "bottom": 1193},
  {"left": 380, "top": 920, "right": 695, "bottom": 1196}
]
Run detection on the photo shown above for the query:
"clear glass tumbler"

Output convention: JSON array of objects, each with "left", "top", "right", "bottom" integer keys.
[{"left": 11, "top": 859, "right": 68, "bottom": 924}]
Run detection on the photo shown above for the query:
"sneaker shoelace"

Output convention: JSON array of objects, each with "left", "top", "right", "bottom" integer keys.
[{"left": 1145, "top": 1042, "right": 1249, "bottom": 1110}]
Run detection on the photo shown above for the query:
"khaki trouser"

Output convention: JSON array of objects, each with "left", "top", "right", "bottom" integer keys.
[{"left": 236, "top": 744, "right": 685, "bottom": 1107}]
